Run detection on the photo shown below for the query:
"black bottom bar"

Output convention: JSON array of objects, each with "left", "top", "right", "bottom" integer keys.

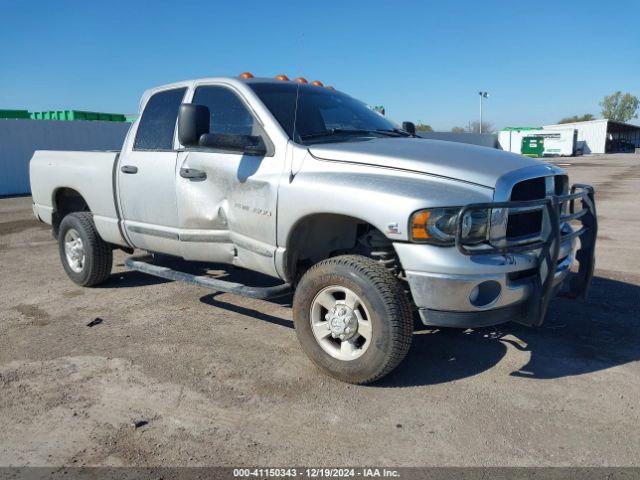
[
  {"left": 419, "top": 302, "right": 526, "bottom": 328},
  {"left": 124, "top": 255, "right": 292, "bottom": 300}
]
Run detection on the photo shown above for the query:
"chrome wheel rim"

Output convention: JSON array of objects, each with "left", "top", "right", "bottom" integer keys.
[
  {"left": 310, "top": 285, "right": 372, "bottom": 361},
  {"left": 64, "top": 228, "right": 85, "bottom": 273}
]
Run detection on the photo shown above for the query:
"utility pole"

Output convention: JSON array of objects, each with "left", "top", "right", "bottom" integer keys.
[{"left": 478, "top": 91, "right": 489, "bottom": 133}]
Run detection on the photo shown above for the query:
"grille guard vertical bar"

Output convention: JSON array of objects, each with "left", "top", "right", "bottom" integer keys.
[
  {"left": 566, "top": 184, "right": 597, "bottom": 299},
  {"left": 525, "top": 197, "right": 560, "bottom": 326},
  {"left": 453, "top": 184, "right": 596, "bottom": 326}
]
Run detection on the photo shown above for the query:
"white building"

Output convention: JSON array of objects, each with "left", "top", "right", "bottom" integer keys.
[{"left": 543, "top": 119, "right": 640, "bottom": 154}]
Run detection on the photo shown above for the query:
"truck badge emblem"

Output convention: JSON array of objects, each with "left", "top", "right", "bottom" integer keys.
[{"left": 387, "top": 222, "right": 399, "bottom": 234}]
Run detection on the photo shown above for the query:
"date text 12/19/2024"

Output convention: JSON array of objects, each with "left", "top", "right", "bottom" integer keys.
[{"left": 233, "top": 468, "right": 401, "bottom": 478}]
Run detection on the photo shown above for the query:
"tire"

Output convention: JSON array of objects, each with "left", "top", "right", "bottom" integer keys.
[
  {"left": 293, "top": 254, "right": 413, "bottom": 384},
  {"left": 58, "top": 212, "right": 113, "bottom": 287}
]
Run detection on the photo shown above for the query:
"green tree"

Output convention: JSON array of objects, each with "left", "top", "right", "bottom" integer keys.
[
  {"left": 600, "top": 91, "right": 639, "bottom": 122},
  {"left": 558, "top": 114, "right": 595, "bottom": 124},
  {"left": 415, "top": 123, "right": 433, "bottom": 132},
  {"left": 451, "top": 126, "right": 465, "bottom": 133}
]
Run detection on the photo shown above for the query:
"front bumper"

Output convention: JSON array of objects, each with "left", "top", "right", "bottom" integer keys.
[{"left": 396, "top": 184, "right": 597, "bottom": 328}]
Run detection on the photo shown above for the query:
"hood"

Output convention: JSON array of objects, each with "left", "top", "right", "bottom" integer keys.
[{"left": 308, "top": 137, "right": 546, "bottom": 188}]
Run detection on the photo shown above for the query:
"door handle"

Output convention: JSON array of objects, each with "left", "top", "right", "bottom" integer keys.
[
  {"left": 120, "top": 165, "right": 138, "bottom": 174},
  {"left": 180, "top": 168, "right": 207, "bottom": 180}
]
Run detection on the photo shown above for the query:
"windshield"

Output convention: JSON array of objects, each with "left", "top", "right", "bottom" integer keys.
[{"left": 248, "top": 82, "right": 403, "bottom": 144}]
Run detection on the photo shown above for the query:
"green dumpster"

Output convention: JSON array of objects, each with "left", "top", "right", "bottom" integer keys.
[{"left": 521, "top": 136, "right": 544, "bottom": 157}]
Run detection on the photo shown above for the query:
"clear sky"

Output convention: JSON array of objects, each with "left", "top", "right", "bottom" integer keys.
[{"left": 2, "top": 0, "right": 639, "bottom": 131}]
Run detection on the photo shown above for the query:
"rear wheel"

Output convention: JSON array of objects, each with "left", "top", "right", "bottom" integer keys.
[
  {"left": 58, "top": 212, "right": 113, "bottom": 287},
  {"left": 293, "top": 255, "right": 413, "bottom": 384}
]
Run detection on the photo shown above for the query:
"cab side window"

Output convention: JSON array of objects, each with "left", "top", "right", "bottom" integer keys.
[
  {"left": 134, "top": 87, "right": 187, "bottom": 150},
  {"left": 192, "top": 86, "right": 259, "bottom": 136}
]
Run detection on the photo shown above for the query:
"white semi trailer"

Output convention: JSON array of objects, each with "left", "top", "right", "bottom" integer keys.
[{"left": 498, "top": 128, "right": 577, "bottom": 157}]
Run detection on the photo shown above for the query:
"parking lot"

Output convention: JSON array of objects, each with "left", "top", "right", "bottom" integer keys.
[{"left": 1, "top": 153, "right": 639, "bottom": 467}]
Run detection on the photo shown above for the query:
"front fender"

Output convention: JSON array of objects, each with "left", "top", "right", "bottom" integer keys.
[{"left": 277, "top": 156, "right": 494, "bottom": 246}]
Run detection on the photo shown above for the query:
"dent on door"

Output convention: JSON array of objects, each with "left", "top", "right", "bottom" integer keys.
[
  {"left": 176, "top": 152, "right": 235, "bottom": 263},
  {"left": 176, "top": 151, "right": 279, "bottom": 278}
]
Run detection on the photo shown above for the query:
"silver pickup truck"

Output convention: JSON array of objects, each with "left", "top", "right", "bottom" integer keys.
[{"left": 30, "top": 74, "right": 597, "bottom": 384}]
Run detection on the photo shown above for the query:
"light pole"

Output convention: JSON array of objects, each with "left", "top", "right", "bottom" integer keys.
[{"left": 478, "top": 91, "right": 489, "bottom": 133}]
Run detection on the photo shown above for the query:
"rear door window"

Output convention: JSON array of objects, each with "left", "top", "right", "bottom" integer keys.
[{"left": 134, "top": 87, "right": 187, "bottom": 150}]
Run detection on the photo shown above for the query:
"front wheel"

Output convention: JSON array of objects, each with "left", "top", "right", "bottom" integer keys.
[
  {"left": 293, "top": 255, "right": 413, "bottom": 384},
  {"left": 58, "top": 212, "right": 113, "bottom": 287}
]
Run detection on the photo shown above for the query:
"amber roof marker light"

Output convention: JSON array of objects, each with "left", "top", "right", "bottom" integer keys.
[
  {"left": 311, "top": 80, "right": 324, "bottom": 87},
  {"left": 327, "top": 86, "right": 335, "bottom": 90},
  {"left": 239, "top": 72, "right": 254, "bottom": 79},
  {"left": 275, "top": 74, "right": 289, "bottom": 81},
  {"left": 293, "top": 77, "right": 308, "bottom": 84}
]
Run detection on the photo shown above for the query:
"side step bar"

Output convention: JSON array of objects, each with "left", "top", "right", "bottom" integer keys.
[{"left": 124, "top": 255, "right": 292, "bottom": 300}]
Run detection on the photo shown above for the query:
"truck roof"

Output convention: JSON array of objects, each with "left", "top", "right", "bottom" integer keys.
[
  {"left": 139, "top": 76, "right": 304, "bottom": 112},
  {"left": 139, "top": 76, "right": 336, "bottom": 113},
  {"left": 154, "top": 76, "right": 288, "bottom": 89}
]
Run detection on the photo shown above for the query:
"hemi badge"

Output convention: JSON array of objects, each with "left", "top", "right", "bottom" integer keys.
[{"left": 387, "top": 222, "right": 400, "bottom": 234}]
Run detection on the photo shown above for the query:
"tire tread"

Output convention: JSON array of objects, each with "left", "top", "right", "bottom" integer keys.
[
  {"left": 59, "top": 212, "right": 112, "bottom": 287},
  {"left": 297, "top": 254, "right": 413, "bottom": 384}
]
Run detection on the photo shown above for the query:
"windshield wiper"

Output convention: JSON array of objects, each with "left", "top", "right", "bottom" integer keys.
[
  {"left": 374, "top": 128, "right": 412, "bottom": 137},
  {"left": 300, "top": 128, "right": 412, "bottom": 141},
  {"left": 300, "top": 128, "right": 376, "bottom": 140}
]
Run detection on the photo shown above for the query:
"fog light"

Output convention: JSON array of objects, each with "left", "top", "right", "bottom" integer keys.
[
  {"left": 469, "top": 286, "right": 480, "bottom": 303},
  {"left": 469, "top": 280, "right": 501, "bottom": 307}
]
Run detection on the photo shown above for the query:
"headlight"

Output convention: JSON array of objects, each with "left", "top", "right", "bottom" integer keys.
[{"left": 410, "top": 207, "right": 490, "bottom": 246}]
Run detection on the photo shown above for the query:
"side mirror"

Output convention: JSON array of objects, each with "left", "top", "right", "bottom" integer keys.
[
  {"left": 178, "top": 104, "right": 210, "bottom": 146},
  {"left": 402, "top": 121, "right": 416, "bottom": 136},
  {"left": 198, "top": 133, "right": 267, "bottom": 156}
]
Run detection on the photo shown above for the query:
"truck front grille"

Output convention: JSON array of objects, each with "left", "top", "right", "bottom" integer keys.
[
  {"left": 506, "top": 177, "right": 546, "bottom": 238},
  {"left": 554, "top": 174, "right": 568, "bottom": 195}
]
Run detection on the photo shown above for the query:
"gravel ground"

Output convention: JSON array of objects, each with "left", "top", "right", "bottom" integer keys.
[{"left": 0, "top": 154, "right": 638, "bottom": 467}]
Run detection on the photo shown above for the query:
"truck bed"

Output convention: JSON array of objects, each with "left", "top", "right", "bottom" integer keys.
[{"left": 30, "top": 150, "right": 126, "bottom": 246}]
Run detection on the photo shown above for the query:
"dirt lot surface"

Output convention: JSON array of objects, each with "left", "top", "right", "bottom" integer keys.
[{"left": 1, "top": 154, "right": 639, "bottom": 467}]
